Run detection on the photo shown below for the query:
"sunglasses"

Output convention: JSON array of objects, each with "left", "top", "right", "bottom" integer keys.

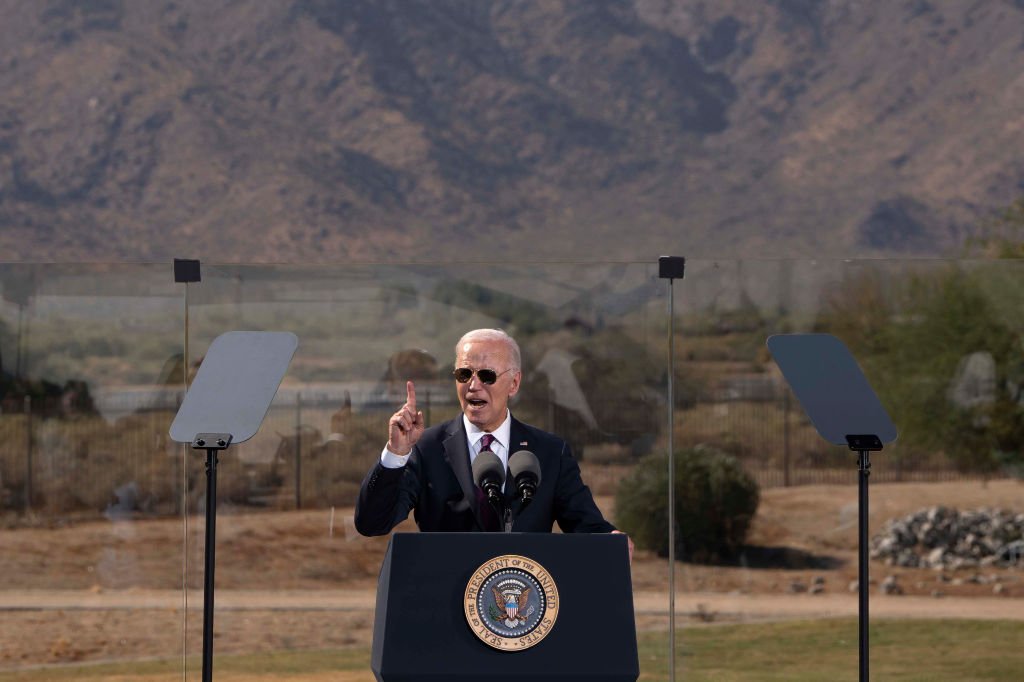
[{"left": 453, "top": 367, "right": 512, "bottom": 384}]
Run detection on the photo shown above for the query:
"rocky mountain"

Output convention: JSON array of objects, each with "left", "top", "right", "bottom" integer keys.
[{"left": 0, "top": 0, "right": 1022, "bottom": 263}]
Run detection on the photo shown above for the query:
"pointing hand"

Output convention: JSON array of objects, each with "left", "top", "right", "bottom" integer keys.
[{"left": 387, "top": 381, "right": 424, "bottom": 456}]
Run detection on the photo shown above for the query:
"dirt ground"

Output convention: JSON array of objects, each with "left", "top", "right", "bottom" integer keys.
[{"left": 1, "top": 479, "right": 1021, "bottom": 670}]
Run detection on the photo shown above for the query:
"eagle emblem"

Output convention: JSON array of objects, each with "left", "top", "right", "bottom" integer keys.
[{"left": 491, "top": 580, "right": 532, "bottom": 627}]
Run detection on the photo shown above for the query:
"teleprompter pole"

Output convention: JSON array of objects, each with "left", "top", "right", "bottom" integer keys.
[
  {"left": 194, "top": 433, "right": 232, "bottom": 682},
  {"left": 858, "top": 448, "right": 871, "bottom": 682},
  {"left": 848, "top": 434, "right": 880, "bottom": 682}
]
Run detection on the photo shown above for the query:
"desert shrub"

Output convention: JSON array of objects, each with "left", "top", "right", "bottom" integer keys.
[{"left": 615, "top": 445, "right": 759, "bottom": 563}]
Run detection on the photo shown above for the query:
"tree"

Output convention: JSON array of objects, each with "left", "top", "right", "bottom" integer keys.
[{"left": 819, "top": 267, "right": 1024, "bottom": 475}]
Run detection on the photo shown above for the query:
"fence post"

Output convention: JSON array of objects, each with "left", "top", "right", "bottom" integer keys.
[
  {"left": 782, "top": 388, "right": 791, "bottom": 487},
  {"left": 295, "top": 392, "right": 302, "bottom": 510},
  {"left": 24, "top": 395, "right": 32, "bottom": 512}
]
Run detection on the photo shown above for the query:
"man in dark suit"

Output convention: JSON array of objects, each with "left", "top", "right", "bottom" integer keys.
[{"left": 355, "top": 329, "right": 631, "bottom": 554}]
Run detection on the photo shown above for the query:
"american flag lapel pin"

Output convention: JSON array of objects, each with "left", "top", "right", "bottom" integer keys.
[{"left": 520, "top": 441, "right": 528, "bottom": 446}]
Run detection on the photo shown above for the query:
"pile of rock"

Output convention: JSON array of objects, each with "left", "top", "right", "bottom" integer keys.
[{"left": 871, "top": 506, "right": 1024, "bottom": 569}]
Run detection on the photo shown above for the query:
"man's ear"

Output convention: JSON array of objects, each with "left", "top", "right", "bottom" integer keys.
[{"left": 508, "top": 370, "right": 522, "bottom": 397}]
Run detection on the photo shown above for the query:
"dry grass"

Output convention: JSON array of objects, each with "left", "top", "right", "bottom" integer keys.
[{"left": 0, "top": 479, "right": 1021, "bottom": 677}]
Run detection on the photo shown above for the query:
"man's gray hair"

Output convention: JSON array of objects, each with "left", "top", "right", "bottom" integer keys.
[{"left": 455, "top": 328, "right": 521, "bottom": 371}]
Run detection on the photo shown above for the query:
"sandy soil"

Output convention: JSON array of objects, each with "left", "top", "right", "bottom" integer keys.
[{"left": 0, "top": 479, "right": 1021, "bottom": 670}]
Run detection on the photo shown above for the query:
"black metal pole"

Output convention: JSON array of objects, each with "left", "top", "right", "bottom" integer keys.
[
  {"left": 858, "top": 449, "right": 871, "bottom": 682},
  {"left": 202, "top": 447, "right": 218, "bottom": 682}
]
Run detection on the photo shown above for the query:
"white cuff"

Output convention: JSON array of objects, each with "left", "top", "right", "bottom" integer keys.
[{"left": 380, "top": 446, "right": 411, "bottom": 469}]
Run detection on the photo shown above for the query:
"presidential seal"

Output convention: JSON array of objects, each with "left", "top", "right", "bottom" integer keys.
[{"left": 464, "top": 554, "right": 559, "bottom": 651}]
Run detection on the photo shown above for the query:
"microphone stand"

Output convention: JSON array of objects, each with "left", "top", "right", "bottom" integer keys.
[
  {"left": 503, "top": 506, "right": 513, "bottom": 533},
  {"left": 482, "top": 482, "right": 507, "bottom": 533},
  {"left": 503, "top": 477, "right": 536, "bottom": 533}
]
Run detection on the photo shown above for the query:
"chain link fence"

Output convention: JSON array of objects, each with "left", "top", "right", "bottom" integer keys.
[{"left": 0, "top": 381, "right": 990, "bottom": 521}]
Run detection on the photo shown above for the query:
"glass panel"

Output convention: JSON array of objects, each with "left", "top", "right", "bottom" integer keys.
[
  {"left": 0, "top": 263, "right": 185, "bottom": 679},
  {"left": 182, "top": 262, "right": 664, "bottom": 679},
  {"left": 671, "top": 259, "right": 1024, "bottom": 680},
  {"left": 6, "top": 259, "right": 1021, "bottom": 680}
]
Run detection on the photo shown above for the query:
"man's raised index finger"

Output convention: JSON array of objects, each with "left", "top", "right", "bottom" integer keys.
[{"left": 406, "top": 380, "right": 416, "bottom": 409}]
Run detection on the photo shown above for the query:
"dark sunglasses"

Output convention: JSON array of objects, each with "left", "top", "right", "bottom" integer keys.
[{"left": 453, "top": 367, "right": 512, "bottom": 384}]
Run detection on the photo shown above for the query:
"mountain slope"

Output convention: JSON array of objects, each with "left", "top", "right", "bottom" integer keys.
[{"left": 0, "top": 0, "right": 1022, "bottom": 262}]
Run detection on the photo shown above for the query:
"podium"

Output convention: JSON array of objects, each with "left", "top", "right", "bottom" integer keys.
[{"left": 372, "top": 533, "right": 638, "bottom": 682}]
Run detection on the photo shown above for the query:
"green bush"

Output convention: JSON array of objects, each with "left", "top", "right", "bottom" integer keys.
[{"left": 615, "top": 445, "right": 759, "bottom": 563}]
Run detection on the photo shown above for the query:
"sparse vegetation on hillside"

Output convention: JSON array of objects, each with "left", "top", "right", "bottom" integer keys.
[{"left": 0, "top": 2, "right": 1022, "bottom": 262}]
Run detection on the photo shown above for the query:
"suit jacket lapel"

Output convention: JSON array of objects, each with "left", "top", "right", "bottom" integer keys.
[
  {"left": 505, "top": 418, "right": 532, "bottom": 523},
  {"left": 442, "top": 418, "right": 479, "bottom": 519}
]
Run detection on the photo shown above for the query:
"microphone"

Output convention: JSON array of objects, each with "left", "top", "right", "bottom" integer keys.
[
  {"left": 472, "top": 450, "right": 505, "bottom": 509},
  {"left": 508, "top": 450, "right": 541, "bottom": 508}
]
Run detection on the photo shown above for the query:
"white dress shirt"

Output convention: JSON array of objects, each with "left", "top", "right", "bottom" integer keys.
[{"left": 463, "top": 411, "right": 512, "bottom": 473}]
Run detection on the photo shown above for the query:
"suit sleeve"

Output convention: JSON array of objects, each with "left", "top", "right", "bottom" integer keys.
[
  {"left": 353, "top": 448, "right": 422, "bottom": 536},
  {"left": 552, "top": 440, "right": 615, "bottom": 534}
]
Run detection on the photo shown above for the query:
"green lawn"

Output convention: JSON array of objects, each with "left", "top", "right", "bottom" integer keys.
[
  {"left": 1, "top": 619, "right": 1021, "bottom": 681},
  {"left": 640, "top": 619, "right": 1024, "bottom": 681}
]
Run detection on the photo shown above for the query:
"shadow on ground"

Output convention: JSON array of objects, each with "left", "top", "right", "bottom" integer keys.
[{"left": 731, "top": 545, "right": 845, "bottom": 570}]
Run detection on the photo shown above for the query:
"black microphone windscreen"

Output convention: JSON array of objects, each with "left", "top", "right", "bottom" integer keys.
[
  {"left": 472, "top": 450, "right": 505, "bottom": 487},
  {"left": 508, "top": 450, "right": 541, "bottom": 486}
]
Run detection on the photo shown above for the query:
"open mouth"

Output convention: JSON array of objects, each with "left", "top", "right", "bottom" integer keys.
[{"left": 467, "top": 398, "right": 488, "bottom": 408}]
